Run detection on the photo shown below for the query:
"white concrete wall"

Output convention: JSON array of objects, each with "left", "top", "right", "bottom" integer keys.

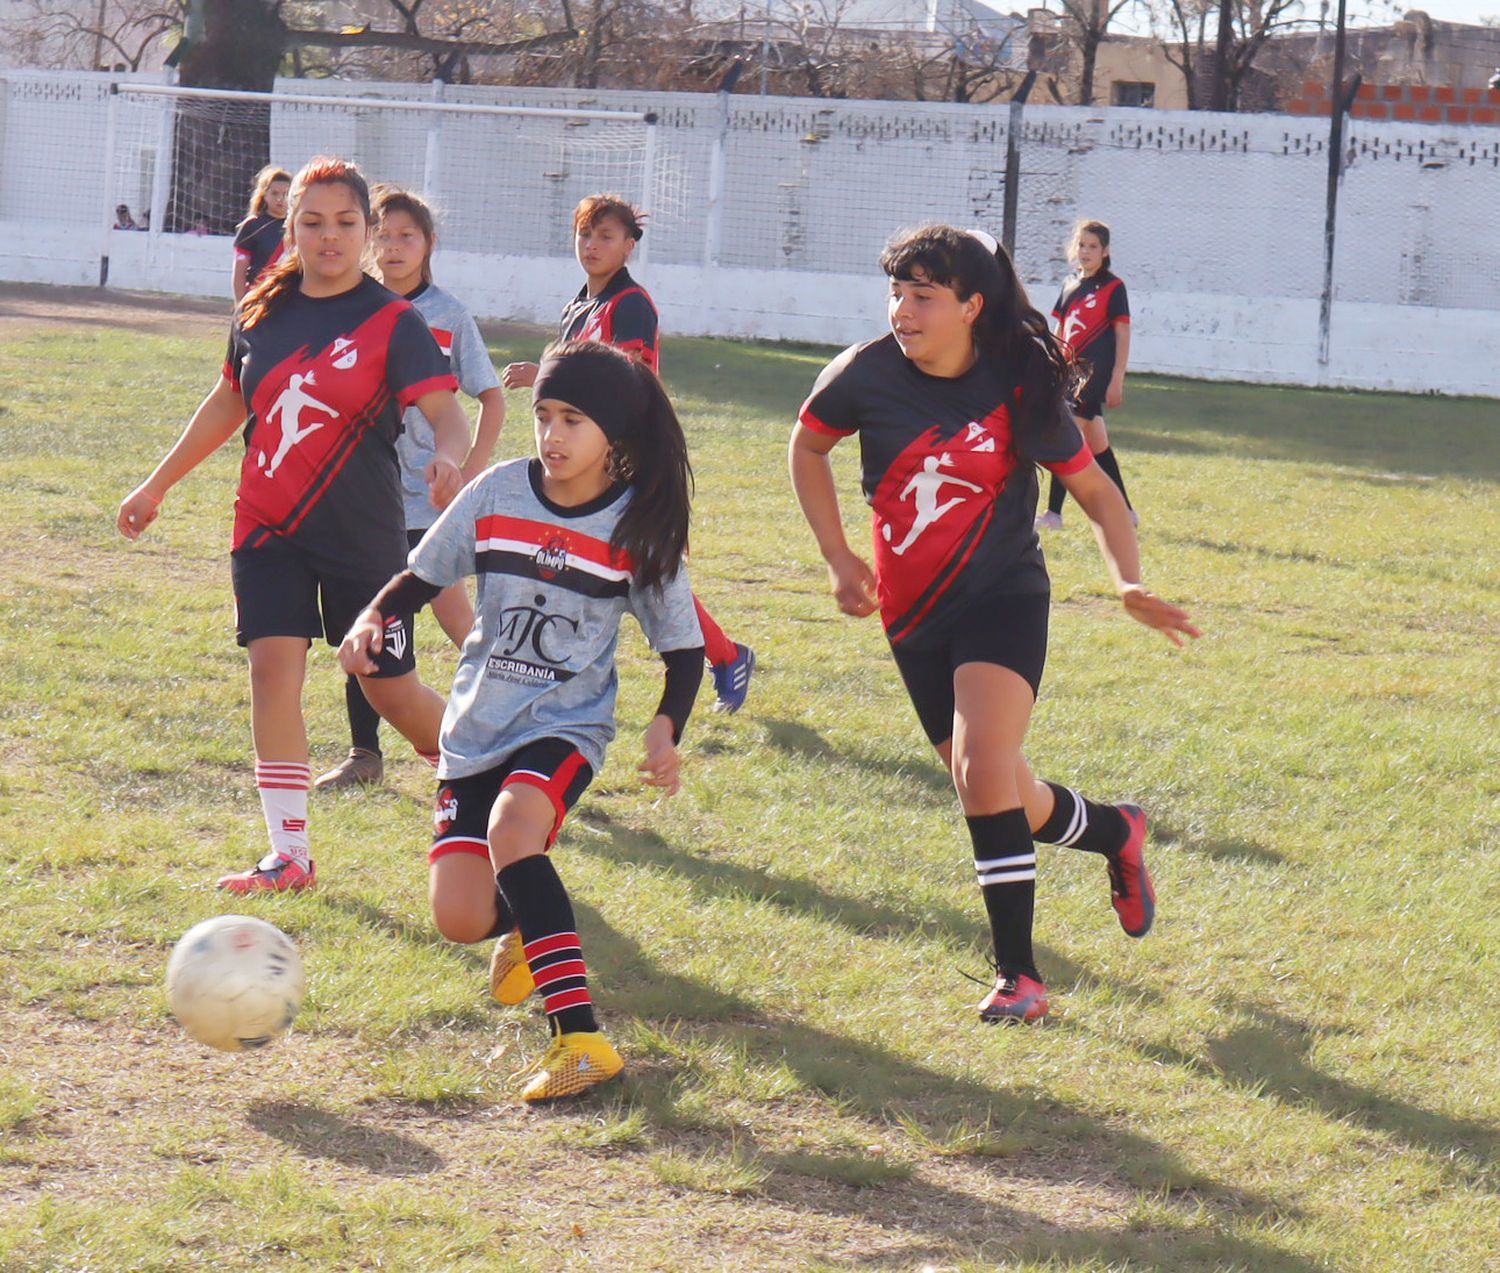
[{"left": 3, "top": 69, "right": 1499, "bottom": 398}]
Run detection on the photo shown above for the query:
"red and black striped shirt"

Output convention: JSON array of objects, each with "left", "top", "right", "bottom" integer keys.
[
  {"left": 224, "top": 274, "right": 456, "bottom": 575},
  {"left": 558, "top": 267, "right": 660, "bottom": 372}
]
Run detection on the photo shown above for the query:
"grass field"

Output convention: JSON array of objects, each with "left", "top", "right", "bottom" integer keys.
[{"left": 0, "top": 281, "right": 1496, "bottom": 1272}]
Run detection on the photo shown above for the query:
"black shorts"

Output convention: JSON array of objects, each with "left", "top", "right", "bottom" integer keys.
[
  {"left": 890, "top": 591, "right": 1050, "bottom": 747},
  {"left": 231, "top": 540, "right": 415, "bottom": 679},
  {"left": 429, "top": 738, "right": 594, "bottom": 863},
  {"left": 407, "top": 527, "right": 427, "bottom": 550},
  {"left": 1070, "top": 367, "right": 1109, "bottom": 422}
]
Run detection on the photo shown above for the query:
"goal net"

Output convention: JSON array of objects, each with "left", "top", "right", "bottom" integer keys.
[{"left": 92, "top": 82, "right": 659, "bottom": 258}]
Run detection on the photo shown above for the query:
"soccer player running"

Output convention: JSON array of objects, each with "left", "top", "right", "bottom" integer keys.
[
  {"left": 341, "top": 340, "right": 703, "bottom": 1099},
  {"left": 316, "top": 185, "right": 507, "bottom": 791},
  {"left": 117, "top": 158, "right": 470, "bottom": 894},
  {"left": 502, "top": 194, "right": 755, "bottom": 714},
  {"left": 231, "top": 165, "right": 291, "bottom": 302},
  {"left": 1036, "top": 219, "right": 1136, "bottom": 531},
  {"left": 789, "top": 225, "right": 1198, "bottom": 1024}
]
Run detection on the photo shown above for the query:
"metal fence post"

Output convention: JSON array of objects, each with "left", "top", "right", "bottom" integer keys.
[{"left": 1002, "top": 70, "right": 1037, "bottom": 259}]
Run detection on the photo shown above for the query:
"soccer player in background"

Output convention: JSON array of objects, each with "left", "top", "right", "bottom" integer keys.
[
  {"left": 117, "top": 158, "right": 470, "bottom": 893},
  {"left": 316, "top": 185, "right": 507, "bottom": 791},
  {"left": 341, "top": 340, "right": 704, "bottom": 1100},
  {"left": 232, "top": 165, "right": 292, "bottom": 302},
  {"left": 789, "top": 225, "right": 1198, "bottom": 1024},
  {"left": 1036, "top": 219, "right": 1136, "bottom": 530},
  {"left": 503, "top": 194, "right": 756, "bottom": 715}
]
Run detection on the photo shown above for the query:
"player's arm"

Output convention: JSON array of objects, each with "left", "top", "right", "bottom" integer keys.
[
  {"left": 461, "top": 387, "right": 505, "bottom": 485},
  {"left": 639, "top": 644, "right": 706, "bottom": 797},
  {"left": 411, "top": 388, "right": 469, "bottom": 511},
  {"left": 1106, "top": 322, "right": 1131, "bottom": 410},
  {"left": 117, "top": 375, "right": 246, "bottom": 539},
  {"left": 231, "top": 255, "right": 250, "bottom": 302},
  {"left": 1059, "top": 460, "right": 1199, "bottom": 647},
  {"left": 788, "top": 422, "right": 877, "bottom": 618}
]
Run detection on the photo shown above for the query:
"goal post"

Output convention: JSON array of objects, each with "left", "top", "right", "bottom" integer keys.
[{"left": 97, "top": 81, "right": 660, "bottom": 286}]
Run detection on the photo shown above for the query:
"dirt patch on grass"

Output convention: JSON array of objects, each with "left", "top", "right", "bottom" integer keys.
[
  {"left": 0, "top": 282, "right": 232, "bottom": 340},
  {"left": 0, "top": 1000, "right": 1146, "bottom": 1270},
  {"left": 0, "top": 282, "right": 545, "bottom": 351}
]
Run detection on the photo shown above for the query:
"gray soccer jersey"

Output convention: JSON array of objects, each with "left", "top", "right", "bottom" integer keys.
[
  {"left": 398, "top": 282, "right": 501, "bottom": 531},
  {"left": 408, "top": 458, "right": 703, "bottom": 779}
]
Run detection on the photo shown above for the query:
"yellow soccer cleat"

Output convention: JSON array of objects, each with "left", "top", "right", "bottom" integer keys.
[
  {"left": 519, "top": 1031, "right": 624, "bottom": 1103},
  {"left": 489, "top": 929, "right": 536, "bottom": 1005}
]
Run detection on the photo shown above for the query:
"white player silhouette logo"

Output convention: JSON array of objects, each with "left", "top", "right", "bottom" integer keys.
[
  {"left": 258, "top": 372, "right": 337, "bottom": 478},
  {"left": 1062, "top": 293, "right": 1099, "bottom": 345},
  {"left": 881, "top": 454, "right": 984, "bottom": 556}
]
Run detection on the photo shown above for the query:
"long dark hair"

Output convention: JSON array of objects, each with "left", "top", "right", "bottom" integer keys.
[
  {"left": 541, "top": 340, "right": 692, "bottom": 591},
  {"left": 239, "top": 157, "right": 371, "bottom": 331},
  {"left": 371, "top": 184, "right": 437, "bottom": 284},
  {"left": 879, "top": 224, "right": 1072, "bottom": 457},
  {"left": 1068, "top": 218, "right": 1112, "bottom": 272}
]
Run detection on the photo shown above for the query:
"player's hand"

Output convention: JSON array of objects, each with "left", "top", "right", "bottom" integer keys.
[
  {"left": 828, "top": 549, "right": 878, "bottom": 618},
  {"left": 1105, "top": 378, "right": 1125, "bottom": 410},
  {"left": 639, "top": 716, "right": 682, "bottom": 796},
  {"left": 502, "top": 362, "right": 538, "bottom": 390},
  {"left": 338, "top": 607, "right": 385, "bottom": 675},
  {"left": 116, "top": 485, "right": 162, "bottom": 540},
  {"left": 1121, "top": 585, "right": 1201, "bottom": 648},
  {"left": 426, "top": 455, "right": 462, "bottom": 510}
]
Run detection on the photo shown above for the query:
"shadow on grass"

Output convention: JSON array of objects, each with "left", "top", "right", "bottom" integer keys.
[
  {"left": 573, "top": 903, "right": 1317, "bottom": 1273},
  {"left": 1109, "top": 379, "right": 1500, "bottom": 483},
  {"left": 321, "top": 894, "right": 489, "bottom": 975},
  {"left": 1060, "top": 956, "right": 1497, "bottom": 1191},
  {"left": 1151, "top": 818, "right": 1287, "bottom": 867},
  {"left": 1207, "top": 1020, "right": 1498, "bottom": 1185},
  {"left": 321, "top": 847, "right": 1316, "bottom": 1268},
  {"left": 761, "top": 717, "right": 953, "bottom": 802},
  {"left": 247, "top": 1100, "right": 445, "bottom": 1176},
  {"left": 572, "top": 810, "right": 1126, "bottom": 1005}
]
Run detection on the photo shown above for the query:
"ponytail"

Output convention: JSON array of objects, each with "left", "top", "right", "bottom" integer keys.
[
  {"left": 881, "top": 224, "right": 1071, "bottom": 459},
  {"left": 610, "top": 360, "right": 692, "bottom": 591},
  {"left": 237, "top": 156, "right": 372, "bottom": 331}
]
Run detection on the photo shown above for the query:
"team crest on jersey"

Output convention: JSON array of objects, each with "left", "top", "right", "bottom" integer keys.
[
  {"left": 382, "top": 614, "right": 408, "bottom": 661},
  {"left": 534, "top": 536, "right": 569, "bottom": 580},
  {"left": 434, "top": 787, "right": 459, "bottom": 834},
  {"left": 331, "top": 337, "right": 359, "bottom": 370}
]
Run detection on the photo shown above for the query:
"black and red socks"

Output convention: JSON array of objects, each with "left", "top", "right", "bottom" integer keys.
[{"left": 496, "top": 854, "right": 597, "bottom": 1035}]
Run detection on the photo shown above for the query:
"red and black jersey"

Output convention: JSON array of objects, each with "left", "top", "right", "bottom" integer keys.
[
  {"left": 558, "top": 267, "right": 660, "bottom": 372},
  {"left": 1052, "top": 270, "right": 1129, "bottom": 383},
  {"left": 233, "top": 214, "right": 286, "bottom": 289},
  {"left": 799, "top": 334, "right": 1091, "bottom": 649},
  {"left": 223, "top": 274, "right": 457, "bottom": 576}
]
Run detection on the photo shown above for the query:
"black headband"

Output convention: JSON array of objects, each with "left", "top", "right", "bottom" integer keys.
[{"left": 533, "top": 344, "right": 647, "bottom": 443}]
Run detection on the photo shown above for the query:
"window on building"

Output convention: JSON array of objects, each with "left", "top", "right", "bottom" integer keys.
[{"left": 1112, "top": 81, "right": 1156, "bottom": 108}]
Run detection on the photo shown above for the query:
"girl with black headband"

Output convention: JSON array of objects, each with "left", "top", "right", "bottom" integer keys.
[
  {"left": 790, "top": 225, "right": 1198, "bottom": 1025},
  {"left": 341, "top": 339, "right": 703, "bottom": 1100}
]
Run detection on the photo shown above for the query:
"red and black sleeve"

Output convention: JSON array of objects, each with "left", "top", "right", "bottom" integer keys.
[
  {"left": 608, "top": 291, "right": 660, "bottom": 372},
  {"left": 386, "top": 306, "right": 458, "bottom": 407}
]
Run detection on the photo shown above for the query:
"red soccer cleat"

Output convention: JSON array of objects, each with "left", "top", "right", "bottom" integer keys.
[
  {"left": 1107, "top": 804, "right": 1155, "bottom": 937},
  {"left": 977, "top": 971, "right": 1049, "bottom": 1025},
  {"left": 217, "top": 853, "right": 316, "bottom": 894}
]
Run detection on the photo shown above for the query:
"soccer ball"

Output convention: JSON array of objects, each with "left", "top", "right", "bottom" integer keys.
[{"left": 166, "top": 915, "right": 305, "bottom": 1053}]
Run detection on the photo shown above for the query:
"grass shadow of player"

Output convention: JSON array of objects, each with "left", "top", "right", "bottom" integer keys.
[
  {"left": 571, "top": 809, "right": 1133, "bottom": 1005},
  {"left": 569, "top": 903, "right": 1317, "bottom": 1272},
  {"left": 1110, "top": 377, "right": 1500, "bottom": 483},
  {"left": 1056, "top": 961, "right": 1496, "bottom": 1191},
  {"left": 761, "top": 716, "right": 956, "bottom": 803},
  {"left": 320, "top": 893, "right": 489, "bottom": 976},
  {"left": 1149, "top": 816, "right": 1286, "bottom": 867},
  {"left": 1205, "top": 1017, "right": 1498, "bottom": 1184},
  {"left": 246, "top": 1100, "right": 445, "bottom": 1177}
]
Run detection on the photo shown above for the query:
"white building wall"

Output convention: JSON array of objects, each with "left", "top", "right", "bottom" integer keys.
[{"left": 2, "top": 69, "right": 1498, "bottom": 398}]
